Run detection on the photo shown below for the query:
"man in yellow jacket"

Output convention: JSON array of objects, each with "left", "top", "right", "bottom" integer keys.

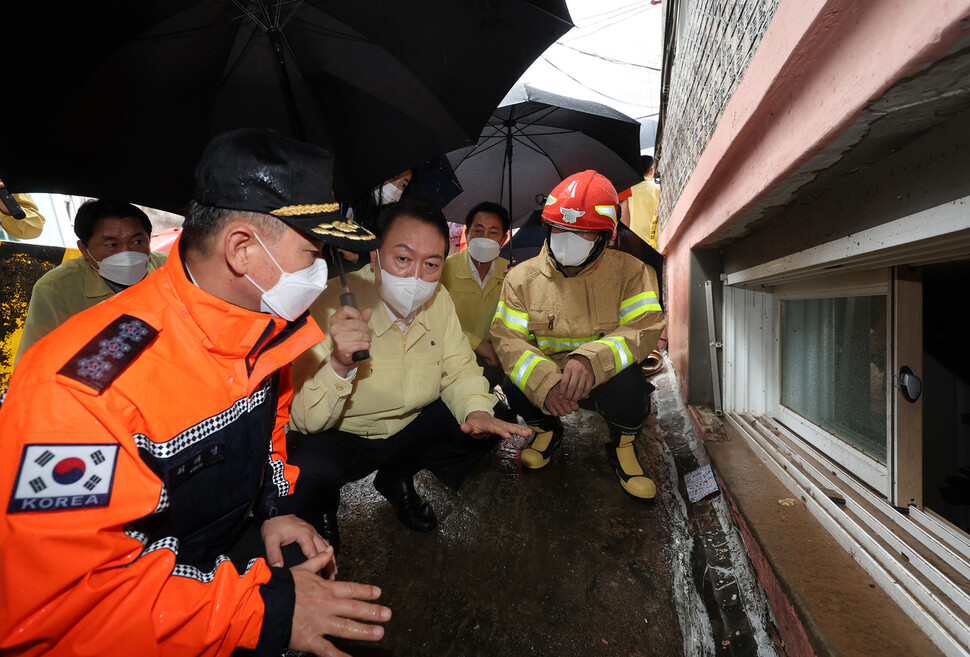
[
  {"left": 441, "top": 201, "right": 510, "bottom": 386},
  {"left": 287, "top": 197, "right": 530, "bottom": 553},
  {"left": 491, "top": 170, "right": 666, "bottom": 499},
  {"left": 618, "top": 155, "right": 660, "bottom": 247},
  {"left": 15, "top": 199, "right": 167, "bottom": 362}
]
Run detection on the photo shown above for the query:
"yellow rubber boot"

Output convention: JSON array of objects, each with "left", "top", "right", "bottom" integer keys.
[
  {"left": 607, "top": 425, "right": 656, "bottom": 499},
  {"left": 520, "top": 422, "right": 564, "bottom": 469}
]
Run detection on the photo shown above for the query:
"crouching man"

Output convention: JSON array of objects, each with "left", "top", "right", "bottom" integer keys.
[
  {"left": 287, "top": 197, "right": 530, "bottom": 553},
  {"left": 0, "top": 128, "right": 391, "bottom": 656},
  {"left": 490, "top": 170, "right": 666, "bottom": 499}
]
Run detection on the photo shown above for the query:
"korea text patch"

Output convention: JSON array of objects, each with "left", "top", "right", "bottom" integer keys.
[{"left": 9, "top": 444, "right": 120, "bottom": 513}]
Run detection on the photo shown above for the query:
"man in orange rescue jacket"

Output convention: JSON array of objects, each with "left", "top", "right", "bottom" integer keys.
[{"left": 0, "top": 129, "right": 391, "bottom": 656}]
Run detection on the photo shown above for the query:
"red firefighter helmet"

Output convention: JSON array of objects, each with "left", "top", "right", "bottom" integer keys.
[{"left": 540, "top": 170, "right": 619, "bottom": 239}]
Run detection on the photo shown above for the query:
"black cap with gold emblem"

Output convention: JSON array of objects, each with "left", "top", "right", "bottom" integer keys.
[{"left": 193, "top": 128, "right": 380, "bottom": 250}]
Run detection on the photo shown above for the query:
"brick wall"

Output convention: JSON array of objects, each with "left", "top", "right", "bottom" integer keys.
[{"left": 659, "top": 0, "right": 780, "bottom": 235}]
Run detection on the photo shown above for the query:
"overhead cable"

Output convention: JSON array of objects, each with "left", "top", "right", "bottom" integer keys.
[
  {"left": 562, "top": 3, "right": 654, "bottom": 43},
  {"left": 554, "top": 42, "right": 660, "bottom": 71},
  {"left": 540, "top": 55, "right": 654, "bottom": 110}
]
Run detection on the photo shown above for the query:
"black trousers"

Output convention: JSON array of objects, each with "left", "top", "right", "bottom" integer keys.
[
  {"left": 477, "top": 353, "right": 506, "bottom": 389},
  {"left": 285, "top": 399, "right": 498, "bottom": 516},
  {"left": 501, "top": 360, "right": 654, "bottom": 429}
]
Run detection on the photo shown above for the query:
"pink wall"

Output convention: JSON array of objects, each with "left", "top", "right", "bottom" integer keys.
[{"left": 658, "top": 0, "right": 970, "bottom": 401}]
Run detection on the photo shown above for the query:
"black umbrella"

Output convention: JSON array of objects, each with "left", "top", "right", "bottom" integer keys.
[
  {"left": 1, "top": 1, "right": 571, "bottom": 213},
  {"left": 408, "top": 156, "right": 464, "bottom": 210},
  {"left": 498, "top": 224, "right": 546, "bottom": 263},
  {"left": 443, "top": 84, "right": 642, "bottom": 261}
]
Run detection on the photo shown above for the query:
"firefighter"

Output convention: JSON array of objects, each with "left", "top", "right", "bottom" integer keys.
[{"left": 490, "top": 170, "right": 666, "bottom": 499}]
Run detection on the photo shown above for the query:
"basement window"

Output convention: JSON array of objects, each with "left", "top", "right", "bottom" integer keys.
[
  {"left": 772, "top": 271, "right": 891, "bottom": 493},
  {"left": 780, "top": 295, "right": 888, "bottom": 462}
]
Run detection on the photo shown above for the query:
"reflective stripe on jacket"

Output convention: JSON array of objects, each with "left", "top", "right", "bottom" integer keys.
[{"left": 490, "top": 244, "right": 665, "bottom": 412}]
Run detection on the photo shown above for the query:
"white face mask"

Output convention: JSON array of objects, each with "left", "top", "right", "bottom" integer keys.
[
  {"left": 92, "top": 250, "right": 150, "bottom": 287},
  {"left": 549, "top": 230, "right": 597, "bottom": 267},
  {"left": 371, "top": 181, "right": 404, "bottom": 205},
  {"left": 245, "top": 232, "right": 329, "bottom": 322},
  {"left": 376, "top": 250, "right": 438, "bottom": 318},
  {"left": 466, "top": 237, "right": 501, "bottom": 264}
]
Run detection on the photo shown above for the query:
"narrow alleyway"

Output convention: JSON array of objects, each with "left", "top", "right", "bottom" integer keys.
[{"left": 326, "top": 358, "right": 782, "bottom": 657}]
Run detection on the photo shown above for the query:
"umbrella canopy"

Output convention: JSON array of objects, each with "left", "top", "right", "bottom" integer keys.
[
  {"left": 443, "top": 84, "right": 643, "bottom": 237},
  {"left": 408, "top": 156, "right": 464, "bottom": 210},
  {"left": 1, "top": 1, "right": 571, "bottom": 213},
  {"left": 639, "top": 118, "right": 658, "bottom": 152},
  {"left": 498, "top": 224, "right": 546, "bottom": 262}
]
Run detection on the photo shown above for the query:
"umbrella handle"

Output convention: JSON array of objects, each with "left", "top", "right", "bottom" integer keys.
[
  {"left": 332, "top": 246, "right": 369, "bottom": 362},
  {"left": 339, "top": 289, "right": 370, "bottom": 362},
  {"left": 0, "top": 188, "right": 26, "bottom": 219}
]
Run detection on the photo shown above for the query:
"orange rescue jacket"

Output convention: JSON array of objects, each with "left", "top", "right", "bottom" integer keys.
[{"left": 0, "top": 240, "right": 324, "bottom": 656}]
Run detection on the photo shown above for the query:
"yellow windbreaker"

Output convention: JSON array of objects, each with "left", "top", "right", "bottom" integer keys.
[
  {"left": 0, "top": 193, "right": 45, "bottom": 240},
  {"left": 441, "top": 249, "right": 508, "bottom": 350},
  {"left": 16, "top": 252, "right": 168, "bottom": 362},
  {"left": 490, "top": 245, "right": 665, "bottom": 412},
  {"left": 289, "top": 267, "right": 495, "bottom": 439}
]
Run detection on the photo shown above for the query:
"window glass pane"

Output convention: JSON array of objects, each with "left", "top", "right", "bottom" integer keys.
[{"left": 781, "top": 296, "right": 888, "bottom": 462}]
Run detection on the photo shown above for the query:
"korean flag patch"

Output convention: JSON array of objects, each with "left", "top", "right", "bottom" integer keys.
[{"left": 9, "top": 444, "right": 119, "bottom": 513}]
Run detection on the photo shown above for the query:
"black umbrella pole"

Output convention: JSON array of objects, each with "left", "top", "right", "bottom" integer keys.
[
  {"left": 267, "top": 28, "right": 306, "bottom": 141},
  {"left": 332, "top": 248, "right": 369, "bottom": 362},
  {"left": 505, "top": 128, "right": 515, "bottom": 265}
]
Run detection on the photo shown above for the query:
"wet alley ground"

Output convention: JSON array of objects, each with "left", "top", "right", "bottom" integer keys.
[{"left": 327, "top": 357, "right": 783, "bottom": 657}]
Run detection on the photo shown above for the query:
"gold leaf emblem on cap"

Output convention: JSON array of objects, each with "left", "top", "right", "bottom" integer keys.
[
  {"left": 270, "top": 203, "right": 340, "bottom": 216},
  {"left": 310, "top": 220, "right": 372, "bottom": 240}
]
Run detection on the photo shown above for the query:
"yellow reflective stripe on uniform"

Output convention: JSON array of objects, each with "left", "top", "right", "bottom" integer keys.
[
  {"left": 493, "top": 301, "right": 529, "bottom": 336},
  {"left": 511, "top": 350, "right": 551, "bottom": 389},
  {"left": 535, "top": 334, "right": 598, "bottom": 352},
  {"left": 618, "top": 291, "right": 661, "bottom": 326},
  {"left": 592, "top": 336, "right": 634, "bottom": 371}
]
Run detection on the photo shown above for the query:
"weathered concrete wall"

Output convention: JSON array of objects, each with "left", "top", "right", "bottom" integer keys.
[
  {"left": 659, "top": 0, "right": 780, "bottom": 237},
  {"left": 723, "top": 102, "right": 970, "bottom": 274},
  {"left": 657, "top": 0, "right": 970, "bottom": 402}
]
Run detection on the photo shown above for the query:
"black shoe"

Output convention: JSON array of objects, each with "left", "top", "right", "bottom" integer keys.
[
  {"left": 318, "top": 508, "right": 341, "bottom": 556},
  {"left": 373, "top": 473, "right": 438, "bottom": 532}
]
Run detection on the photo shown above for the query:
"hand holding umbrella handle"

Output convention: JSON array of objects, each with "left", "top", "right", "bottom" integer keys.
[
  {"left": 332, "top": 247, "right": 369, "bottom": 362},
  {"left": 339, "top": 289, "right": 370, "bottom": 362}
]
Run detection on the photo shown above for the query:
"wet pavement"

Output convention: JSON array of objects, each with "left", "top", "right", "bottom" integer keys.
[{"left": 328, "top": 357, "right": 783, "bottom": 657}]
